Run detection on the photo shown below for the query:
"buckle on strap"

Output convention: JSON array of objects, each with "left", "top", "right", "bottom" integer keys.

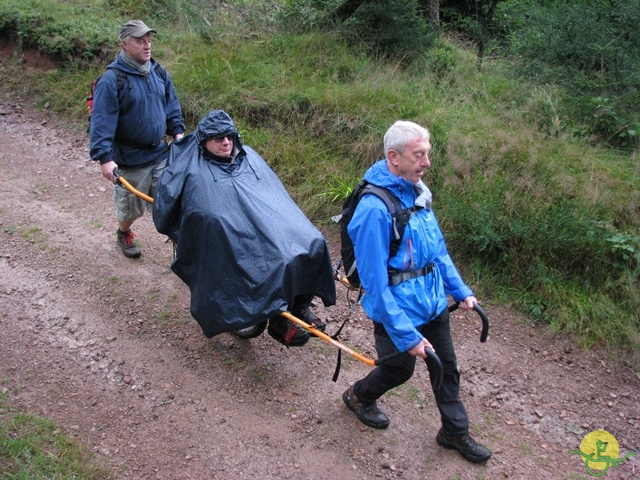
[{"left": 389, "top": 262, "right": 435, "bottom": 286}]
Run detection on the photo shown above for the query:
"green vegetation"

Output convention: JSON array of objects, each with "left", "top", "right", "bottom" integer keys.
[
  {"left": 0, "top": 392, "right": 113, "bottom": 478},
  {"left": 499, "top": 0, "right": 640, "bottom": 148},
  {"left": 0, "top": 0, "right": 638, "bottom": 368},
  {"left": 21, "top": 225, "right": 48, "bottom": 249}
]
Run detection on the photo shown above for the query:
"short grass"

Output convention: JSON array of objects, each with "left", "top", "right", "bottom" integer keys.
[{"left": 0, "top": 393, "right": 114, "bottom": 479}]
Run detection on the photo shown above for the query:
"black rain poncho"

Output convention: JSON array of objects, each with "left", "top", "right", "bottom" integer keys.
[{"left": 153, "top": 110, "right": 336, "bottom": 337}]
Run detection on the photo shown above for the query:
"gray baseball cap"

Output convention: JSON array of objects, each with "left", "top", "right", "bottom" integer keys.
[{"left": 119, "top": 20, "right": 157, "bottom": 41}]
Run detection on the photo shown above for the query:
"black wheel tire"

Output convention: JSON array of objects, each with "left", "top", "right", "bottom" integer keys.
[{"left": 231, "top": 321, "right": 268, "bottom": 339}]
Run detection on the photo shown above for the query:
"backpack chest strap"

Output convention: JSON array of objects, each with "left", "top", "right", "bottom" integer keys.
[{"left": 388, "top": 262, "right": 435, "bottom": 286}]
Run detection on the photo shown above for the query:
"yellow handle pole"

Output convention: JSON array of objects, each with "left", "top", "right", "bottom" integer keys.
[
  {"left": 280, "top": 311, "right": 375, "bottom": 366},
  {"left": 117, "top": 175, "right": 154, "bottom": 204}
]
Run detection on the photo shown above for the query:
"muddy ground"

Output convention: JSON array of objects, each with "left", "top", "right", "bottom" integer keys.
[{"left": 0, "top": 90, "right": 638, "bottom": 479}]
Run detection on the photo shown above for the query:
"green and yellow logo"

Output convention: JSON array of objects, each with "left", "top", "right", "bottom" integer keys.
[{"left": 570, "top": 430, "right": 637, "bottom": 476}]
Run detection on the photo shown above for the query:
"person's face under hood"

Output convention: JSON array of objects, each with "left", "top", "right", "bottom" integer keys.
[
  {"left": 197, "top": 110, "right": 239, "bottom": 142},
  {"left": 204, "top": 135, "right": 233, "bottom": 158}
]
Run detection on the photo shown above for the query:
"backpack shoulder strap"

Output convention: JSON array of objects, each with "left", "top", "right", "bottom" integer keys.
[
  {"left": 154, "top": 63, "right": 169, "bottom": 84},
  {"left": 104, "top": 67, "right": 128, "bottom": 90},
  {"left": 106, "top": 66, "right": 165, "bottom": 90},
  {"left": 360, "top": 184, "right": 400, "bottom": 218},
  {"left": 114, "top": 70, "right": 127, "bottom": 90},
  {"left": 359, "top": 183, "right": 418, "bottom": 256}
]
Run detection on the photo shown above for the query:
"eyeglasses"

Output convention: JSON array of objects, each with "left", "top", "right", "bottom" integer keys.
[{"left": 210, "top": 135, "right": 231, "bottom": 143}]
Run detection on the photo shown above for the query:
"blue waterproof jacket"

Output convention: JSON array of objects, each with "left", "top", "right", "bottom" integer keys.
[
  {"left": 348, "top": 159, "right": 473, "bottom": 352},
  {"left": 89, "top": 54, "right": 185, "bottom": 167}
]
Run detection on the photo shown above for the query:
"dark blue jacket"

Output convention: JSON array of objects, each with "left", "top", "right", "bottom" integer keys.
[{"left": 89, "top": 54, "right": 185, "bottom": 167}]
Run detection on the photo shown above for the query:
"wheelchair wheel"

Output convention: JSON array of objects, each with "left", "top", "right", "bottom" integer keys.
[{"left": 231, "top": 321, "right": 268, "bottom": 339}]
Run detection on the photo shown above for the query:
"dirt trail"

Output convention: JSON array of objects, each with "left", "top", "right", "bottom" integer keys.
[{"left": 0, "top": 94, "right": 638, "bottom": 480}]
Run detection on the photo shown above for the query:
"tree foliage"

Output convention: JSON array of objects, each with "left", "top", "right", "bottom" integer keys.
[
  {"left": 439, "top": 0, "right": 504, "bottom": 69},
  {"left": 285, "top": 0, "right": 437, "bottom": 58},
  {"left": 282, "top": 0, "right": 638, "bottom": 145},
  {"left": 500, "top": 0, "right": 640, "bottom": 147}
]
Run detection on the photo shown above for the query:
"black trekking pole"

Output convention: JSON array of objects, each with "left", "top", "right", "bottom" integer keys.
[{"left": 449, "top": 303, "right": 490, "bottom": 343}]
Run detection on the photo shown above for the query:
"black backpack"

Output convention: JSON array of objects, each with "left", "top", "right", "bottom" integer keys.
[
  {"left": 337, "top": 180, "right": 418, "bottom": 288},
  {"left": 86, "top": 65, "right": 168, "bottom": 133}
]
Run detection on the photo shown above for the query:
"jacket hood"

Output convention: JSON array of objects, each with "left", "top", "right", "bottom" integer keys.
[
  {"left": 364, "top": 159, "right": 414, "bottom": 204},
  {"left": 363, "top": 159, "right": 432, "bottom": 209},
  {"left": 195, "top": 110, "right": 242, "bottom": 147}
]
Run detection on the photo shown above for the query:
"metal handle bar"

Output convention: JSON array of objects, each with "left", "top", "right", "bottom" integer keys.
[
  {"left": 448, "top": 302, "right": 490, "bottom": 343},
  {"left": 375, "top": 346, "right": 443, "bottom": 391},
  {"left": 112, "top": 175, "right": 488, "bottom": 344}
]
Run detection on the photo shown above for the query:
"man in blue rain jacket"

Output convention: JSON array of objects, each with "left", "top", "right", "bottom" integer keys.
[{"left": 342, "top": 120, "right": 491, "bottom": 464}]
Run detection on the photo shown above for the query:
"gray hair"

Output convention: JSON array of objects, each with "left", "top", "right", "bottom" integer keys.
[{"left": 383, "top": 120, "right": 430, "bottom": 158}]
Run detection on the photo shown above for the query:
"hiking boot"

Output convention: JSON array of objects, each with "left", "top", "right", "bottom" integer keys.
[
  {"left": 436, "top": 427, "right": 492, "bottom": 463},
  {"left": 292, "top": 306, "right": 327, "bottom": 332},
  {"left": 342, "top": 385, "right": 390, "bottom": 429},
  {"left": 117, "top": 229, "right": 141, "bottom": 258},
  {"left": 293, "top": 305, "right": 326, "bottom": 332},
  {"left": 267, "top": 315, "right": 310, "bottom": 347}
]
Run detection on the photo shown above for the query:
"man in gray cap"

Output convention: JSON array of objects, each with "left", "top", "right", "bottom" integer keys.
[{"left": 90, "top": 20, "right": 185, "bottom": 258}]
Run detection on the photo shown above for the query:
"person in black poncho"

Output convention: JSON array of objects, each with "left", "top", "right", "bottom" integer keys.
[{"left": 153, "top": 110, "right": 336, "bottom": 346}]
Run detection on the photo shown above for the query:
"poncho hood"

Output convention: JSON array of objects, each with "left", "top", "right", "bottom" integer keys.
[{"left": 194, "top": 109, "right": 241, "bottom": 145}]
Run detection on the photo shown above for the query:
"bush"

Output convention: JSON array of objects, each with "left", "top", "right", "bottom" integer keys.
[
  {"left": 501, "top": 0, "right": 640, "bottom": 147},
  {"left": 0, "top": 1, "right": 116, "bottom": 64},
  {"left": 282, "top": 0, "right": 437, "bottom": 60},
  {"left": 342, "top": 0, "right": 437, "bottom": 58}
]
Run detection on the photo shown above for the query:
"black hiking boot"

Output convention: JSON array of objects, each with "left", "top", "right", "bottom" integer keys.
[
  {"left": 292, "top": 305, "right": 326, "bottom": 332},
  {"left": 342, "top": 385, "right": 390, "bottom": 429},
  {"left": 267, "top": 315, "right": 310, "bottom": 347},
  {"left": 436, "top": 427, "right": 492, "bottom": 463}
]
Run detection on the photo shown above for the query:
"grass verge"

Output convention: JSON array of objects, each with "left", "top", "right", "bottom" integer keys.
[{"left": 0, "top": 392, "right": 114, "bottom": 479}]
